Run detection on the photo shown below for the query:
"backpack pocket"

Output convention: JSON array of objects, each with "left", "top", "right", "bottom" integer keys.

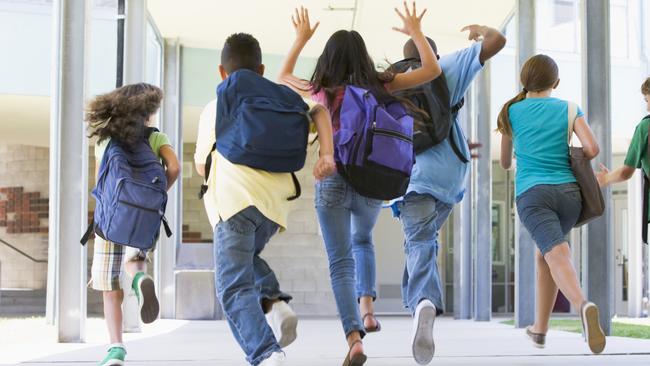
[
  {"left": 333, "top": 128, "right": 356, "bottom": 165},
  {"left": 237, "top": 97, "right": 308, "bottom": 157},
  {"left": 366, "top": 107, "right": 414, "bottom": 174},
  {"left": 106, "top": 178, "right": 167, "bottom": 249}
]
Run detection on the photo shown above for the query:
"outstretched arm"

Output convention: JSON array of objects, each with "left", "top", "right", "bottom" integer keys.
[
  {"left": 461, "top": 24, "right": 506, "bottom": 65},
  {"left": 387, "top": 1, "right": 441, "bottom": 92},
  {"left": 596, "top": 164, "right": 635, "bottom": 188},
  {"left": 278, "top": 7, "right": 319, "bottom": 98}
]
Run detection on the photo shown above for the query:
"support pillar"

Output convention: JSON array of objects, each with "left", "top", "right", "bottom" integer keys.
[
  {"left": 49, "top": 0, "right": 89, "bottom": 342},
  {"left": 474, "top": 63, "right": 492, "bottom": 321},
  {"left": 514, "top": 0, "right": 536, "bottom": 329},
  {"left": 157, "top": 38, "right": 182, "bottom": 319},
  {"left": 121, "top": 0, "right": 148, "bottom": 332},
  {"left": 453, "top": 89, "right": 474, "bottom": 320},
  {"left": 581, "top": 0, "right": 613, "bottom": 335}
]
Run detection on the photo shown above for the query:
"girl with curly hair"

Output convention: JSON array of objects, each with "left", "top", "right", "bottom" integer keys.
[{"left": 87, "top": 82, "right": 180, "bottom": 366}]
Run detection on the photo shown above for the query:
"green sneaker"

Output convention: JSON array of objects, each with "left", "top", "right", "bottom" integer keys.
[
  {"left": 131, "top": 272, "right": 159, "bottom": 324},
  {"left": 98, "top": 345, "right": 126, "bottom": 366}
]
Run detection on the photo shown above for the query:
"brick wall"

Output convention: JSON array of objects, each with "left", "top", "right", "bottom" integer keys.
[
  {"left": 182, "top": 143, "right": 218, "bottom": 243},
  {"left": 0, "top": 145, "right": 49, "bottom": 289},
  {"left": 258, "top": 144, "right": 335, "bottom": 315},
  {"left": 182, "top": 141, "right": 336, "bottom": 315}
]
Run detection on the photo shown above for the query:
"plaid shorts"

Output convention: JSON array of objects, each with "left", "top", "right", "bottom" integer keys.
[{"left": 90, "top": 237, "right": 148, "bottom": 291}]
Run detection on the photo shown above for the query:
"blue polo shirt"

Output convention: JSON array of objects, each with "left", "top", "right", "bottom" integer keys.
[{"left": 405, "top": 42, "right": 484, "bottom": 204}]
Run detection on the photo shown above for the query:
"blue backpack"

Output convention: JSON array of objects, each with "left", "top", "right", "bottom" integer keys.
[
  {"left": 200, "top": 69, "right": 309, "bottom": 200},
  {"left": 81, "top": 128, "right": 171, "bottom": 250},
  {"left": 335, "top": 86, "right": 415, "bottom": 200}
]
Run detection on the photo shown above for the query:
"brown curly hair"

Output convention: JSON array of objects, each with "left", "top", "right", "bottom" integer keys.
[
  {"left": 642, "top": 77, "right": 650, "bottom": 96},
  {"left": 87, "top": 83, "right": 163, "bottom": 148}
]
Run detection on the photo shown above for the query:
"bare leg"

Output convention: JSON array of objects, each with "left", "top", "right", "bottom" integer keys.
[
  {"left": 531, "top": 249, "right": 558, "bottom": 334},
  {"left": 125, "top": 259, "right": 146, "bottom": 279},
  {"left": 544, "top": 243, "right": 586, "bottom": 310},
  {"left": 103, "top": 290, "right": 124, "bottom": 344},
  {"left": 359, "top": 296, "right": 378, "bottom": 329}
]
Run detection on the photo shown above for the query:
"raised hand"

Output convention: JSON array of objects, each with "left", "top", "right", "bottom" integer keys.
[
  {"left": 292, "top": 6, "right": 320, "bottom": 43},
  {"left": 461, "top": 24, "right": 486, "bottom": 42},
  {"left": 392, "top": 1, "right": 427, "bottom": 36},
  {"left": 314, "top": 154, "right": 337, "bottom": 181}
]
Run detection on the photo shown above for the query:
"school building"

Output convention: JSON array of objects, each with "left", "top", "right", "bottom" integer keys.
[{"left": 0, "top": 0, "right": 648, "bottom": 343}]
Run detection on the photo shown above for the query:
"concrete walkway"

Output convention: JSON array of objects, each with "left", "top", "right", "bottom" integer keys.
[{"left": 2, "top": 316, "right": 650, "bottom": 365}]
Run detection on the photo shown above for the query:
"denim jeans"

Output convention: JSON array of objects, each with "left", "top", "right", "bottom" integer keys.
[
  {"left": 214, "top": 206, "right": 292, "bottom": 366},
  {"left": 315, "top": 173, "right": 382, "bottom": 336},
  {"left": 396, "top": 193, "right": 453, "bottom": 316}
]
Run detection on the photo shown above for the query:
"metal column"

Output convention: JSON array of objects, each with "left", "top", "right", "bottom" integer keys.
[
  {"left": 49, "top": 0, "right": 89, "bottom": 342},
  {"left": 581, "top": 0, "right": 613, "bottom": 335},
  {"left": 474, "top": 63, "right": 492, "bottom": 321},
  {"left": 124, "top": 0, "right": 147, "bottom": 84},
  {"left": 514, "top": 0, "right": 536, "bottom": 329},
  {"left": 121, "top": 0, "right": 148, "bottom": 332},
  {"left": 157, "top": 38, "right": 182, "bottom": 319},
  {"left": 453, "top": 89, "right": 474, "bottom": 320}
]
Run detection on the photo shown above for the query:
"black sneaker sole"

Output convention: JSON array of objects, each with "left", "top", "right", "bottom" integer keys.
[{"left": 139, "top": 276, "right": 159, "bottom": 324}]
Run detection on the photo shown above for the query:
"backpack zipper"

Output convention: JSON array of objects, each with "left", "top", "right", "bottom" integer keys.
[
  {"left": 118, "top": 199, "right": 161, "bottom": 214},
  {"left": 372, "top": 123, "right": 413, "bottom": 143}
]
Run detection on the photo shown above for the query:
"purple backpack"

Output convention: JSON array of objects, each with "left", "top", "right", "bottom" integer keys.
[{"left": 335, "top": 86, "right": 414, "bottom": 200}]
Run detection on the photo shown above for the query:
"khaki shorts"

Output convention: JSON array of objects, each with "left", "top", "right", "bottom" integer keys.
[{"left": 90, "top": 237, "right": 149, "bottom": 291}]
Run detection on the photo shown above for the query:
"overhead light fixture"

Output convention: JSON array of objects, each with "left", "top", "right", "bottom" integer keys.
[{"left": 323, "top": 0, "right": 359, "bottom": 30}]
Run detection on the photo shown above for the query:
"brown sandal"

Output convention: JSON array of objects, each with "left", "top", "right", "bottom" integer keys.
[
  {"left": 526, "top": 326, "right": 546, "bottom": 348},
  {"left": 342, "top": 340, "right": 367, "bottom": 366},
  {"left": 362, "top": 313, "right": 382, "bottom": 333}
]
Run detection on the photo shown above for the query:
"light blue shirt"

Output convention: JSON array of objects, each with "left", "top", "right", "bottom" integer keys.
[
  {"left": 510, "top": 97, "right": 583, "bottom": 197},
  {"left": 405, "top": 42, "right": 484, "bottom": 204}
]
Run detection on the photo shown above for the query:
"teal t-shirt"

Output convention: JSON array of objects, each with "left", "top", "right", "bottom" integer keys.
[{"left": 510, "top": 97, "right": 584, "bottom": 197}]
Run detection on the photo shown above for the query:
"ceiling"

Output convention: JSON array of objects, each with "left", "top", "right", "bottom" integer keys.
[{"left": 147, "top": 0, "right": 515, "bottom": 59}]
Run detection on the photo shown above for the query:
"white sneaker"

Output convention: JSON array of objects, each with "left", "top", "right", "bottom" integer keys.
[
  {"left": 265, "top": 301, "right": 298, "bottom": 348},
  {"left": 412, "top": 299, "right": 436, "bottom": 365},
  {"left": 259, "top": 351, "right": 286, "bottom": 366}
]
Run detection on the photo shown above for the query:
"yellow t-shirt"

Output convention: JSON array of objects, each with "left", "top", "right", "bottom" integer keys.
[{"left": 195, "top": 98, "right": 314, "bottom": 230}]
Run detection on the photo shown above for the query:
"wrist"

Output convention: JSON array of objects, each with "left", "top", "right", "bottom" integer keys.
[{"left": 294, "top": 37, "right": 309, "bottom": 47}]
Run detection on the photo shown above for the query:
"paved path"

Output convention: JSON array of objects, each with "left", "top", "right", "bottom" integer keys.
[{"left": 2, "top": 317, "right": 650, "bottom": 365}]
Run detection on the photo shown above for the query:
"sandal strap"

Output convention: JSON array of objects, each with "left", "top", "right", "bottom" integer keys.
[
  {"left": 349, "top": 339, "right": 363, "bottom": 348},
  {"left": 362, "top": 313, "right": 375, "bottom": 321},
  {"left": 526, "top": 326, "right": 546, "bottom": 336}
]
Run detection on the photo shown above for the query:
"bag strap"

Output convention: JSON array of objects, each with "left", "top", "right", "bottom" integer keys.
[
  {"left": 287, "top": 173, "right": 301, "bottom": 201},
  {"left": 448, "top": 122, "right": 470, "bottom": 164},
  {"left": 198, "top": 143, "right": 217, "bottom": 200},
  {"left": 567, "top": 102, "right": 578, "bottom": 146},
  {"left": 80, "top": 220, "right": 94, "bottom": 246},
  {"left": 198, "top": 144, "right": 302, "bottom": 202}
]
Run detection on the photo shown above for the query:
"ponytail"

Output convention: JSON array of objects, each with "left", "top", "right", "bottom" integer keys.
[{"left": 496, "top": 89, "right": 527, "bottom": 136}]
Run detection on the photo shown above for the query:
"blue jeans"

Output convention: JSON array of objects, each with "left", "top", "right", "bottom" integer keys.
[
  {"left": 396, "top": 193, "right": 453, "bottom": 316},
  {"left": 214, "top": 206, "right": 292, "bottom": 366},
  {"left": 315, "top": 174, "right": 382, "bottom": 336}
]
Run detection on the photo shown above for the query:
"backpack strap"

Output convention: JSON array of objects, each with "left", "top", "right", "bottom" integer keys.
[
  {"left": 287, "top": 173, "right": 301, "bottom": 201},
  {"left": 198, "top": 143, "right": 216, "bottom": 200},
  {"left": 448, "top": 122, "right": 470, "bottom": 164},
  {"left": 80, "top": 220, "right": 94, "bottom": 245},
  {"left": 198, "top": 143, "right": 302, "bottom": 202}
]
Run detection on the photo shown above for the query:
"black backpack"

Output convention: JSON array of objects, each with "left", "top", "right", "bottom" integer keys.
[{"left": 392, "top": 58, "right": 468, "bottom": 162}]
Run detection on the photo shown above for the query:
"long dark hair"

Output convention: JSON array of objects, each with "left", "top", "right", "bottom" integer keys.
[
  {"left": 87, "top": 83, "right": 163, "bottom": 148},
  {"left": 310, "top": 30, "right": 398, "bottom": 108},
  {"left": 497, "top": 54, "right": 559, "bottom": 136}
]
